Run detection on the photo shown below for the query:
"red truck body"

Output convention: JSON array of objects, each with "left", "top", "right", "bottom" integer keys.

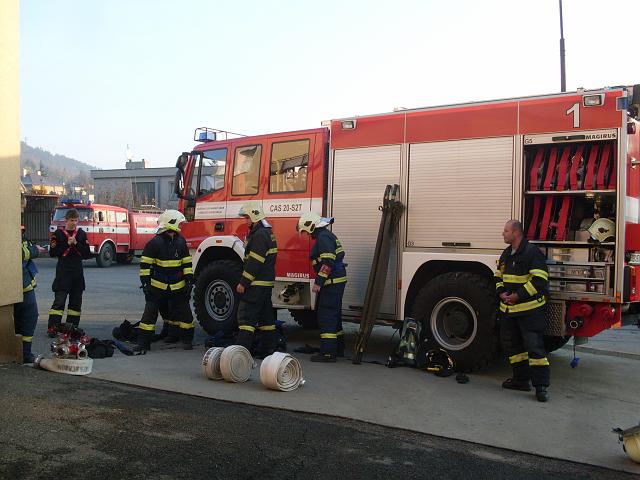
[{"left": 50, "top": 202, "right": 160, "bottom": 267}]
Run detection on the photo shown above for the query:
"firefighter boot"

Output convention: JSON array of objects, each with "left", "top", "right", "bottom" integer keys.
[
  {"left": 535, "top": 386, "right": 549, "bottom": 402},
  {"left": 235, "top": 329, "right": 255, "bottom": 351},
  {"left": 22, "top": 342, "right": 36, "bottom": 364},
  {"left": 253, "top": 329, "right": 277, "bottom": 359},
  {"left": 502, "top": 378, "right": 532, "bottom": 391},
  {"left": 502, "top": 363, "right": 531, "bottom": 391},
  {"left": 310, "top": 352, "right": 337, "bottom": 363},
  {"left": 134, "top": 331, "right": 152, "bottom": 354},
  {"left": 164, "top": 323, "right": 180, "bottom": 343}
]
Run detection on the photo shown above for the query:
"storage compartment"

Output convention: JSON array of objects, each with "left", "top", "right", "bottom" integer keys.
[{"left": 522, "top": 138, "right": 618, "bottom": 298}]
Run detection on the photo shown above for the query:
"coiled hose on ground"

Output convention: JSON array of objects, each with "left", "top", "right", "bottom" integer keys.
[
  {"left": 202, "top": 347, "right": 225, "bottom": 380},
  {"left": 260, "top": 352, "right": 305, "bottom": 392},
  {"left": 219, "top": 345, "right": 254, "bottom": 383}
]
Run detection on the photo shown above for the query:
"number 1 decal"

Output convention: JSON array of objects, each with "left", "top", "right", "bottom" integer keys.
[{"left": 566, "top": 102, "right": 580, "bottom": 128}]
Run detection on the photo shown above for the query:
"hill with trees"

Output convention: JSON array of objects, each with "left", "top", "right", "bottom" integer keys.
[{"left": 20, "top": 141, "right": 95, "bottom": 187}]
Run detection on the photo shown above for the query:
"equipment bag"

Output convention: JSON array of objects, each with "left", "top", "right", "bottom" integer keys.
[
  {"left": 112, "top": 319, "right": 139, "bottom": 342},
  {"left": 86, "top": 338, "right": 115, "bottom": 359}
]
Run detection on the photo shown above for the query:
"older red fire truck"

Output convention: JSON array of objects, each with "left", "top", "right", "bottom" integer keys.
[
  {"left": 50, "top": 202, "right": 160, "bottom": 267},
  {"left": 174, "top": 85, "right": 640, "bottom": 370}
]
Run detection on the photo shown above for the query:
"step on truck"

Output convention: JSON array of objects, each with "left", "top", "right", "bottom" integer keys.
[
  {"left": 174, "top": 85, "right": 640, "bottom": 370},
  {"left": 50, "top": 201, "right": 160, "bottom": 267}
]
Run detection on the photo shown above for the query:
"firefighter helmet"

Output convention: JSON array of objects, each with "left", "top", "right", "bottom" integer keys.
[
  {"left": 238, "top": 201, "right": 265, "bottom": 223},
  {"left": 297, "top": 212, "right": 333, "bottom": 234},
  {"left": 588, "top": 218, "right": 615, "bottom": 243},
  {"left": 156, "top": 209, "right": 186, "bottom": 233}
]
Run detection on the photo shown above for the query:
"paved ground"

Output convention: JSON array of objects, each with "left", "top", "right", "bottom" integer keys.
[
  {"left": 8, "top": 257, "right": 640, "bottom": 475},
  {"left": 2, "top": 363, "right": 635, "bottom": 480}
]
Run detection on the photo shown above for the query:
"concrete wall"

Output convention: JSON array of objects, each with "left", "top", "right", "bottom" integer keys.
[{"left": 0, "top": 0, "right": 24, "bottom": 362}]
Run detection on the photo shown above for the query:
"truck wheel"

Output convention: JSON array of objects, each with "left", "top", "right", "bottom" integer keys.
[
  {"left": 291, "top": 310, "right": 318, "bottom": 329},
  {"left": 96, "top": 243, "right": 115, "bottom": 268},
  {"left": 544, "top": 335, "right": 571, "bottom": 353},
  {"left": 194, "top": 260, "right": 242, "bottom": 335},
  {"left": 116, "top": 253, "right": 133, "bottom": 265},
  {"left": 411, "top": 271, "right": 499, "bottom": 372}
]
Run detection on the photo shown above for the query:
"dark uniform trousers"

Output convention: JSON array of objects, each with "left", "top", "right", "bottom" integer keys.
[
  {"left": 500, "top": 307, "right": 550, "bottom": 387},
  {"left": 236, "top": 287, "right": 276, "bottom": 353},
  {"left": 14, "top": 289, "right": 38, "bottom": 359},
  {"left": 138, "top": 288, "right": 193, "bottom": 347},
  {"left": 317, "top": 282, "right": 346, "bottom": 355},
  {"left": 49, "top": 290, "right": 83, "bottom": 328}
]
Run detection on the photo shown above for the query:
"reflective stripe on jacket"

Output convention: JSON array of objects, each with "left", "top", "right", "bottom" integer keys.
[
  {"left": 22, "top": 237, "right": 39, "bottom": 292},
  {"left": 311, "top": 227, "right": 346, "bottom": 288},
  {"left": 139, "top": 232, "right": 192, "bottom": 292},
  {"left": 494, "top": 239, "right": 548, "bottom": 316},
  {"left": 240, "top": 220, "right": 277, "bottom": 289}
]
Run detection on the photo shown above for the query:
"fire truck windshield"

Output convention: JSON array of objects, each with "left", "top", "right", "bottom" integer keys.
[
  {"left": 183, "top": 149, "right": 227, "bottom": 198},
  {"left": 53, "top": 208, "right": 93, "bottom": 222}
]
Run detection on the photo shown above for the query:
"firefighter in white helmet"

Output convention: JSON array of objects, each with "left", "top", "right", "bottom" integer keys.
[
  {"left": 136, "top": 209, "right": 194, "bottom": 351},
  {"left": 297, "top": 211, "right": 347, "bottom": 362},
  {"left": 234, "top": 201, "right": 278, "bottom": 357}
]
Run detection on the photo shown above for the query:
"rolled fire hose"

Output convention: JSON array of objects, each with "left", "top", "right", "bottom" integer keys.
[
  {"left": 260, "top": 352, "right": 305, "bottom": 392},
  {"left": 35, "top": 355, "right": 93, "bottom": 376},
  {"left": 219, "top": 345, "right": 254, "bottom": 383},
  {"left": 202, "top": 347, "right": 225, "bottom": 380}
]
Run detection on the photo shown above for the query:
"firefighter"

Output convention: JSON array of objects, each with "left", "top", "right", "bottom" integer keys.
[
  {"left": 136, "top": 210, "right": 194, "bottom": 351},
  {"left": 234, "top": 201, "right": 278, "bottom": 358},
  {"left": 297, "top": 211, "right": 347, "bottom": 363},
  {"left": 15, "top": 225, "right": 40, "bottom": 363},
  {"left": 494, "top": 219, "right": 550, "bottom": 402},
  {"left": 47, "top": 208, "right": 90, "bottom": 336}
]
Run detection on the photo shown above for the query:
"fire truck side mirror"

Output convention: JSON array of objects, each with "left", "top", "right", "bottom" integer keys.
[
  {"left": 174, "top": 170, "right": 186, "bottom": 200},
  {"left": 176, "top": 152, "right": 189, "bottom": 170},
  {"left": 174, "top": 153, "right": 190, "bottom": 200}
]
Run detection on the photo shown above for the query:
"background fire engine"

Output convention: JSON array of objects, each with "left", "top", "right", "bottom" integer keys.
[
  {"left": 174, "top": 85, "right": 640, "bottom": 370},
  {"left": 50, "top": 202, "right": 160, "bottom": 267}
]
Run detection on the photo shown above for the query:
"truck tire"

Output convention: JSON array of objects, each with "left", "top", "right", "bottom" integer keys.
[
  {"left": 544, "top": 335, "right": 571, "bottom": 353},
  {"left": 290, "top": 310, "right": 318, "bottom": 329},
  {"left": 194, "top": 260, "right": 242, "bottom": 335},
  {"left": 96, "top": 243, "right": 115, "bottom": 268},
  {"left": 411, "top": 271, "right": 499, "bottom": 372},
  {"left": 116, "top": 253, "right": 133, "bottom": 265}
]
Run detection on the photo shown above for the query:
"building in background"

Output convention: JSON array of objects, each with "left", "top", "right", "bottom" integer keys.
[
  {"left": 21, "top": 169, "right": 66, "bottom": 195},
  {"left": 91, "top": 160, "right": 178, "bottom": 210}
]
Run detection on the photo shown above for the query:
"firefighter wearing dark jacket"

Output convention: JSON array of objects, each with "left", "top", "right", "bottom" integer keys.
[
  {"left": 494, "top": 220, "right": 550, "bottom": 402},
  {"left": 137, "top": 210, "right": 194, "bottom": 351},
  {"left": 235, "top": 201, "right": 278, "bottom": 357},
  {"left": 16, "top": 226, "right": 40, "bottom": 362},
  {"left": 47, "top": 208, "right": 90, "bottom": 336},
  {"left": 297, "top": 211, "right": 347, "bottom": 363}
]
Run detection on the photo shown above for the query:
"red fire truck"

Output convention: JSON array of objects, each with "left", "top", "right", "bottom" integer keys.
[
  {"left": 50, "top": 202, "right": 160, "bottom": 268},
  {"left": 174, "top": 85, "right": 640, "bottom": 370}
]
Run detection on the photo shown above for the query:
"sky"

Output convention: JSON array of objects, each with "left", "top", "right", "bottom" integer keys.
[{"left": 20, "top": 0, "right": 640, "bottom": 170}]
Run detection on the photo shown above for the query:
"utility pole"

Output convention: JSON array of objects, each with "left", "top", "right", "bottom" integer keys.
[{"left": 559, "top": 0, "right": 566, "bottom": 92}]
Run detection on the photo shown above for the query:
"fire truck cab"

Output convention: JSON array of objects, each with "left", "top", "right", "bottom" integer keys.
[{"left": 176, "top": 85, "right": 640, "bottom": 370}]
